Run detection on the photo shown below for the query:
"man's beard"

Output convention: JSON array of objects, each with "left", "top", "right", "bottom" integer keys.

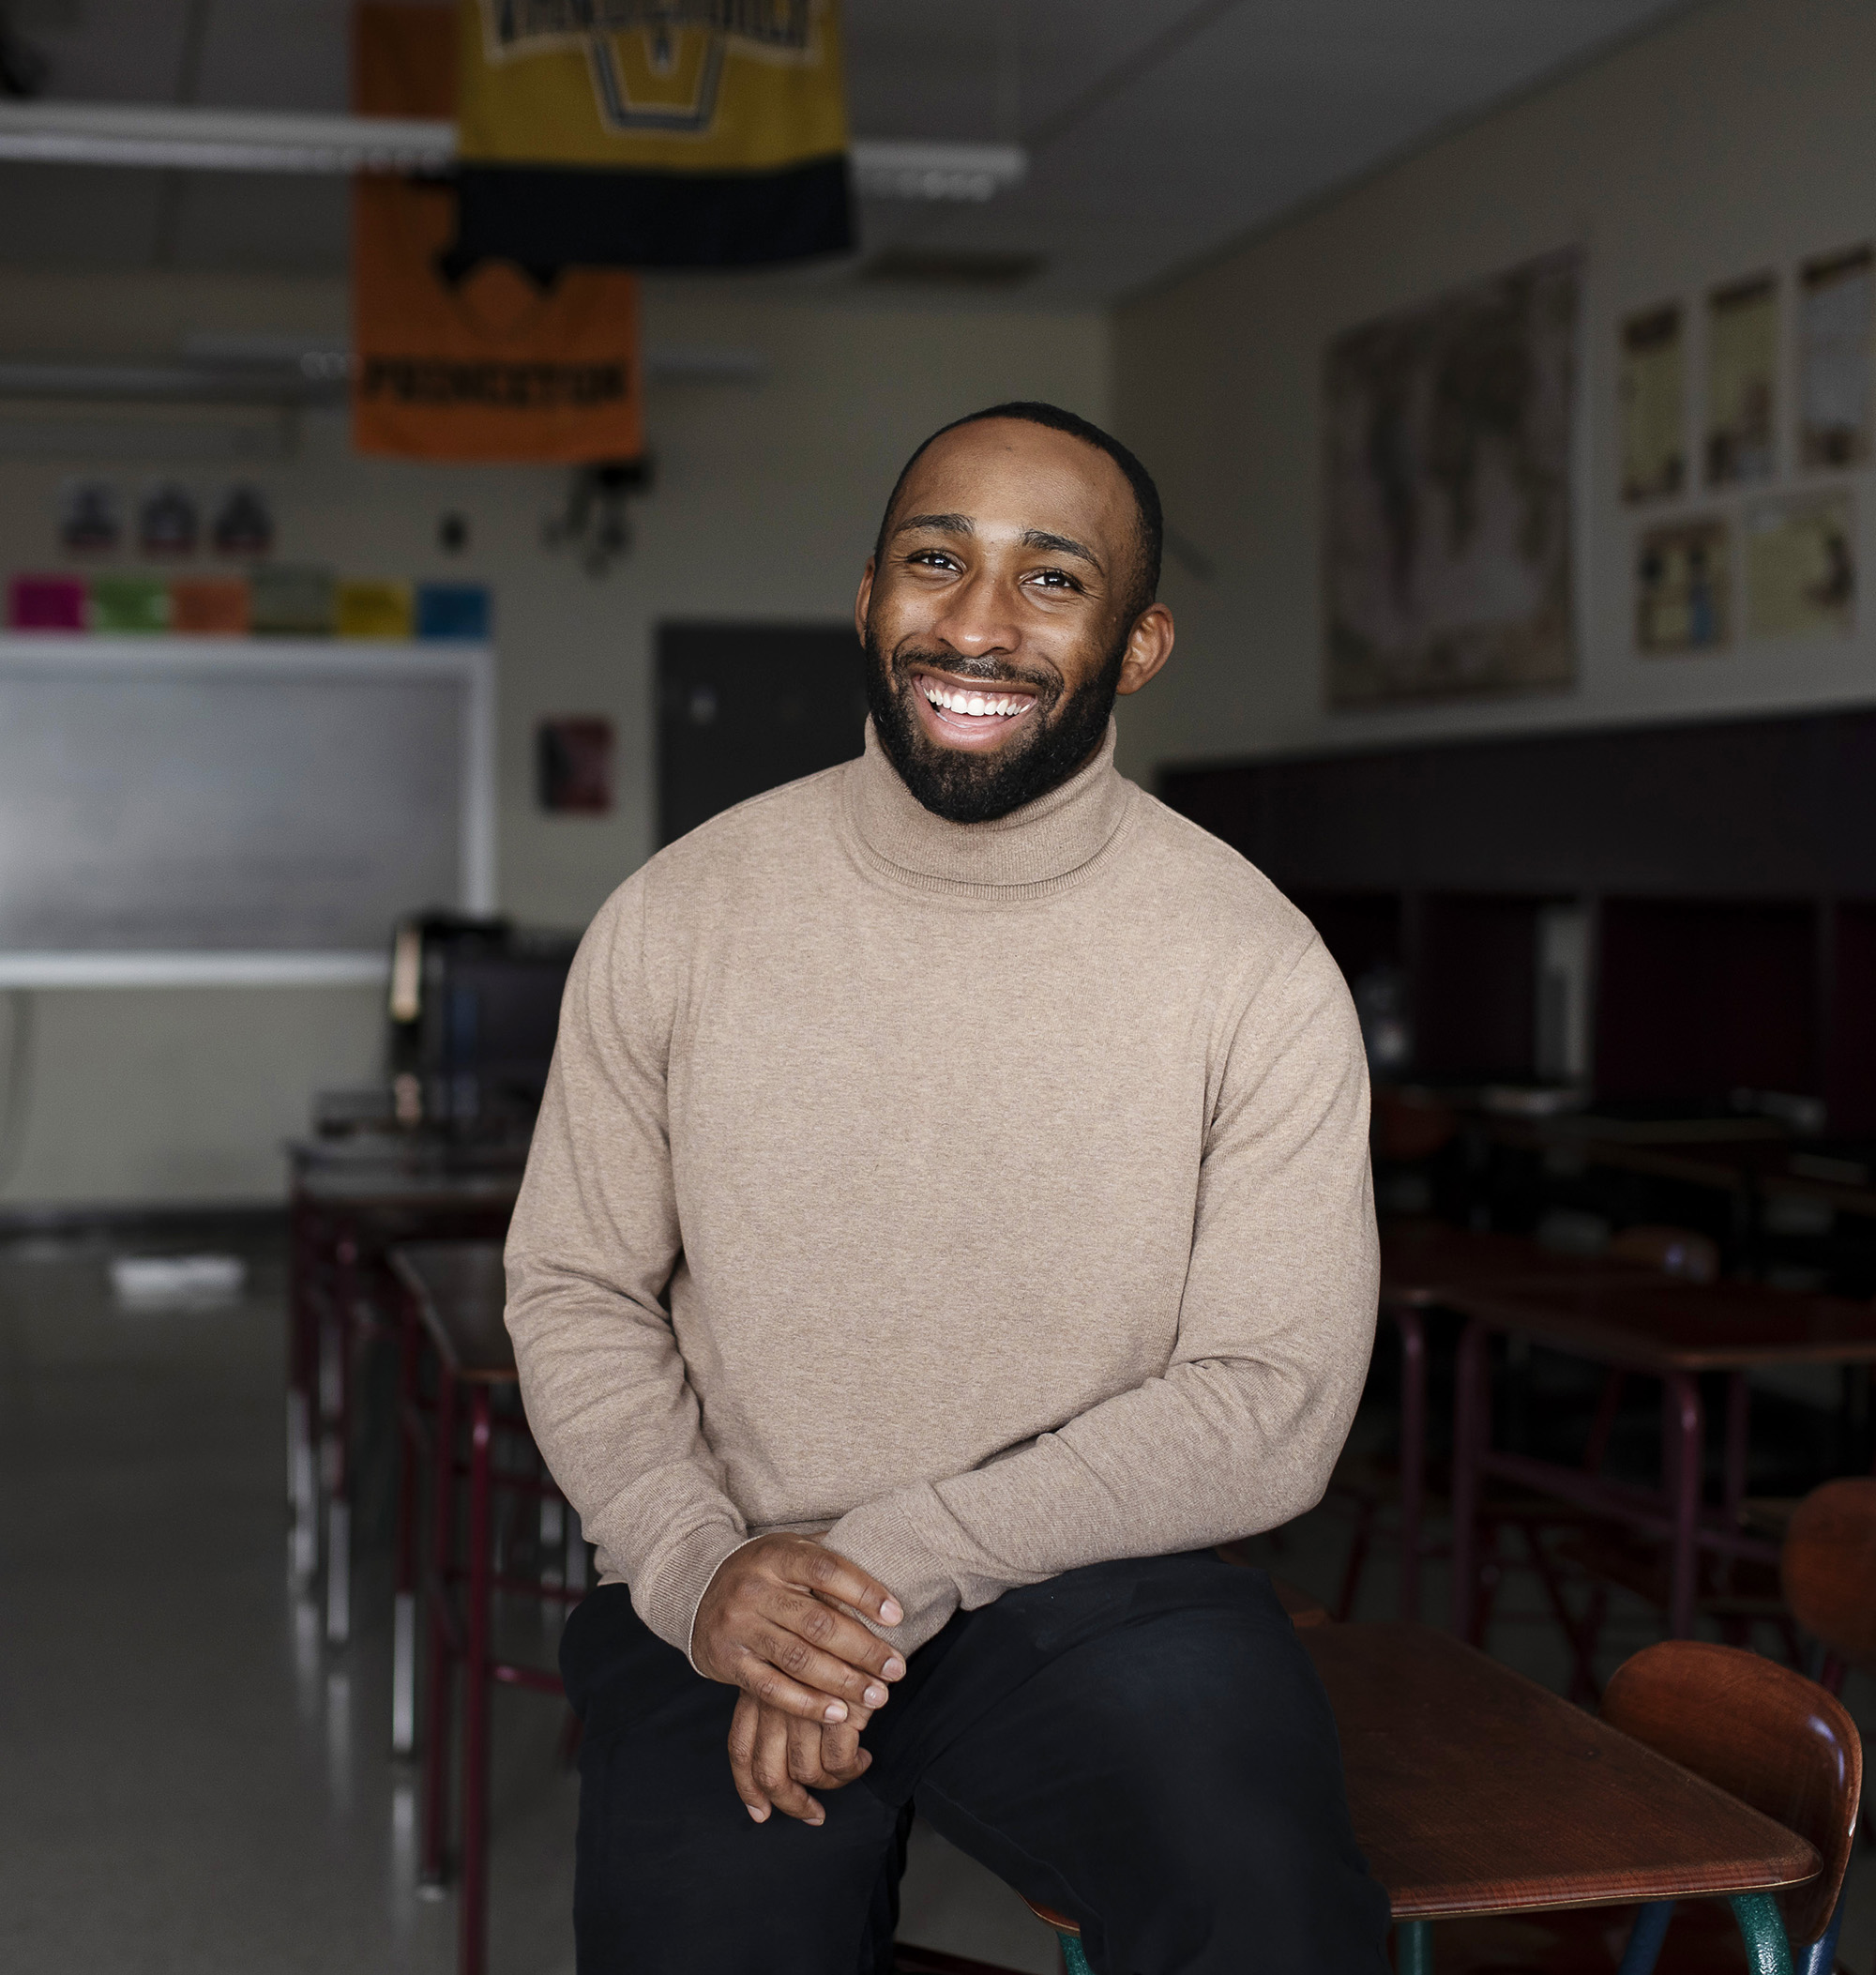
[{"left": 863, "top": 624, "right": 1127, "bottom": 825}]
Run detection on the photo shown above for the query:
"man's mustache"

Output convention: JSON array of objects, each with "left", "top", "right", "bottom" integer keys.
[{"left": 888, "top": 643, "right": 1054, "bottom": 694}]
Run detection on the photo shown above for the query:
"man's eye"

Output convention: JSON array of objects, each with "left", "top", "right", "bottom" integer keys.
[
  {"left": 1031, "top": 569, "right": 1080, "bottom": 590},
  {"left": 906, "top": 551, "right": 956, "bottom": 570}
]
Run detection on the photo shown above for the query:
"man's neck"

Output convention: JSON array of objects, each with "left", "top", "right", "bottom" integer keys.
[{"left": 845, "top": 719, "right": 1132, "bottom": 893}]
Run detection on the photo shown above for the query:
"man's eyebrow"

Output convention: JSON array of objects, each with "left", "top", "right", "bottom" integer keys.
[
  {"left": 891, "top": 511, "right": 975, "bottom": 539},
  {"left": 1021, "top": 528, "right": 1103, "bottom": 573},
  {"left": 889, "top": 513, "right": 1105, "bottom": 576}
]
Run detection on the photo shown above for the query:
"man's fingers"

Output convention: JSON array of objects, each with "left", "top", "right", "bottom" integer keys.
[
  {"left": 818, "top": 1713, "right": 871, "bottom": 1784},
  {"left": 787, "top": 1712, "right": 836, "bottom": 1789},
  {"left": 745, "top": 1600, "right": 899, "bottom": 1707},
  {"left": 693, "top": 1535, "right": 906, "bottom": 1700},
  {"left": 727, "top": 1693, "right": 772, "bottom": 1823},
  {"left": 733, "top": 1647, "right": 865, "bottom": 1724},
  {"left": 763, "top": 1588, "right": 904, "bottom": 1694},
  {"left": 789, "top": 1709, "right": 872, "bottom": 1790},
  {"left": 751, "top": 1705, "right": 824, "bottom": 1825},
  {"left": 794, "top": 1541, "right": 904, "bottom": 1630}
]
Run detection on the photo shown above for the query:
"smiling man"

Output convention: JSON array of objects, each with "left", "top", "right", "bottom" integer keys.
[{"left": 506, "top": 403, "right": 1390, "bottom": 1973}]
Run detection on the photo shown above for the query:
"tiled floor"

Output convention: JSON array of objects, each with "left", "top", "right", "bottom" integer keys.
[
  {"left": 0, "top": 1225, "right": 1054, "bottom": 1975},
  {"left": 1, "top": 1222, "right": 1871, "bottom": 1974}
]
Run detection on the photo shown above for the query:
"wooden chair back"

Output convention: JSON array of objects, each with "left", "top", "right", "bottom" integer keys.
[
  {"left": 1606, "top": 1223, "right": 1719, "bottom": 1281},
  {"left": 1600, "top": 1639, "right": 1859, "bottom": 1947},
  {"left": 1783, "top": 1475, "right": 1876, "bottom": 1676}
]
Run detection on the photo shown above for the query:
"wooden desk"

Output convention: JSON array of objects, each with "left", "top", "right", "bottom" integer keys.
[
  {"left": 1445, "top": 1275, "right": 1876, "bottom": 1639},
  {"left": 286, "top": 1137, "right": 524, "bottom": 1644},
  {"left": 1372, "top": 1226, "right": 1653, "bottom": 1620},
  {"left": 1307, "top": 1623, "right": 1817, "bottom": 1970},
  {"left": 391, "top": 1240, "right": 574, "bottom": 1975}
]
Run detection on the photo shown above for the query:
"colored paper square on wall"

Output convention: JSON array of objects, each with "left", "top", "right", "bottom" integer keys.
[
  {"left": 170, "top": 577, "right": 251, "bottom": 635},
  {"left": 537, "top": 717, "right": 613, "bottom": 814},
  {"left": 416, "top": 582, "right": 491, "bottom": 640},
  {"left": 1636, "top": 517, "right": 1730, "bottom": 654},
  {"left": 250, "top": 564, "right": 337, "bottom": 636},
  {"left": 8, "top": 573, "right": 86, "bottom": 630},
  {"left": 90, "top": 576, "right": 171, "bottom": 633},
  {"left": 337, "top": 579, "right": 415, "bottom": 640}
]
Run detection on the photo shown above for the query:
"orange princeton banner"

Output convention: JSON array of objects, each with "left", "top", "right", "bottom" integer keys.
[{"left": 351, "top": 2, "right": 643, "bottom": 463}]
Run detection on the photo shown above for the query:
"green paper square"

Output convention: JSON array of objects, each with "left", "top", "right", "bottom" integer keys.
[{"left": 90, "top": 576, "right": 170, "bottom": 633}]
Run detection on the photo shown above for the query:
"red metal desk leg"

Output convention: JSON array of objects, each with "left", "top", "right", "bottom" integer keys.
[
  {"left": 1450, "top": 1320, "right": 1489, "bottom": 1640},
  {"left": 324, "top": 1226, "right": 361, "bottom": 1644},
  {"left": 393, "top": 1295, "right": 422, "bottom": 1756},
  {"left": 286, "top": 1194, "right": 320, "bottom": 1581},
  {"left": 461, "top": 1387, "right": 494, "bottom": 1975},
  {"left": 1663, "top": 1371, "right": 1704, "bottom": 1640},
  {"left": 1722, "top": 1372, "right": 1749, "bottom": 1536},
  {"left": 1398, "top": 1309, "right": 1428, "bottom": 1623},
  {"left": 420, "top": 1362, "right": 458, "bottom": 1889}
]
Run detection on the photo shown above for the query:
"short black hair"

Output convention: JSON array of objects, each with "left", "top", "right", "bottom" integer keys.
[{"left": 872, "top": 401, "right": 1163, "bottom": 621}]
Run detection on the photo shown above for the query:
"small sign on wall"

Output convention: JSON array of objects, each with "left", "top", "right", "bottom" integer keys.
[
  {"left": 59, "top": 479, "right": 122, "bottom": 554},
  {"left": 138, "top": 482, "right": 200, "bottom": 557},
  {"left": 537, "top": 717, "right": 614, "bottom": 814}
]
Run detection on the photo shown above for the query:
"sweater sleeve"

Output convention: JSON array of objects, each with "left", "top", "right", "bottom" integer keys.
[
  {"left": 504, "top": 876, "right": 749, "bottom": 1659},
  {"left": 822, "top": 934, "right": 1379, "bottom": 1654}
]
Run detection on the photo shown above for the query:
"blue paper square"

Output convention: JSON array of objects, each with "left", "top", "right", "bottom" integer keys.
[{"left": 416, "top": 583, "right": 492, "bottom": 641}]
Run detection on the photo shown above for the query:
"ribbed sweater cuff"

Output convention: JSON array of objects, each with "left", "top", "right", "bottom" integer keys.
[
  {"left": 822, "top": 1497, "right": 961, "bottom": 1658},
  {"left": 630, "top": 1518, "right": 751, "bottom": 1666}
]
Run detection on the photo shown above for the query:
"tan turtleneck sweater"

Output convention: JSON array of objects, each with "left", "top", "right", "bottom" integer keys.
[{"left": 505, "top": 720, "right": 1377, "bottom": 1662}]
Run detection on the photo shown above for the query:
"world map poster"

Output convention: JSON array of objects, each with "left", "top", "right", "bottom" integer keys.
[{"left": 1324, "top": 249, "right": 1580, "bottom": 707}]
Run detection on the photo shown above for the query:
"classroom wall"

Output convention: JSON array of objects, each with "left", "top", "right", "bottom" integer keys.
[
  {"left": 0, "top": 271, "right": 1109, "bottom": 1206},
  {"left": 1110, "top": 0, "right": 1876, "bottom": 785}
]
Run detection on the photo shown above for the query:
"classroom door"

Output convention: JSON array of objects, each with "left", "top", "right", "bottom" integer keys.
[{"left": 657, "top": 622, "right": 870, "bottom": 846}]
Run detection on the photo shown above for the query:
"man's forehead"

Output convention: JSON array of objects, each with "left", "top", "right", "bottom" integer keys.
[{"left": 896, "top": 418, "right": 1131, "bottom": 530}]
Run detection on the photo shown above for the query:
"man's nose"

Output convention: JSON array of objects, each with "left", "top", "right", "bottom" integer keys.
[{"left": 929, "top": 569, "right": 1021, "bottom": 660}]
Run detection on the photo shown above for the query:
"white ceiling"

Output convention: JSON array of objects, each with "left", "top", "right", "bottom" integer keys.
[{"left": 0, "top": 0, "right": 1704, "bottom": 302}]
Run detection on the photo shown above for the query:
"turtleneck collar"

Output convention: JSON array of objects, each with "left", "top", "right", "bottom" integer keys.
[{"left": 842, "top": 717, "right": 1138, "bottom": 899}]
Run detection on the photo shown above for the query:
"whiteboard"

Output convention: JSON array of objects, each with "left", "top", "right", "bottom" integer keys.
[{"left": 0, "top": 635, "right": 493, "bottom": 986}]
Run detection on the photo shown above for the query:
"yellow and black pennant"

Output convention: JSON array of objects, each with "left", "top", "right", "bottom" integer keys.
[{"left": 451, "top": 0, "right": 853, "bottom": 270}]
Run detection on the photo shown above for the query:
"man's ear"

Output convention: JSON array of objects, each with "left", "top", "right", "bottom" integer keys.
[
  {"left": 855, "top": 559, "right": 876, "bottom": 646},
  {"left": 1116, "top": 602, "right": 1175, "bottom": 697}
]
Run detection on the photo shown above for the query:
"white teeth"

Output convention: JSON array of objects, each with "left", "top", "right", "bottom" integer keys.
[{"left": 920, "top": 680, "right": 1030, "bottom": 719}]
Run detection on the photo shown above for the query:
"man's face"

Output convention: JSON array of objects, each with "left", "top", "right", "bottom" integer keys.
[{"left": 855, "top": 418, "right": 1174, "bottom": 824}]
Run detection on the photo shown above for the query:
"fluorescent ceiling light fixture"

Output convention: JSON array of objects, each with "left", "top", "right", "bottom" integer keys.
[
  {"left": 0, "top": 345, "right": 769, "bottom": 406},
  {"left": 851, "top": 142, "right": 1025, "bottom": 203},
  {"left": 0, "top": 102, "right": 449, "bottom": 174},
  {"left": 0, "top": 103, "right": 1026, "bottom": 200}
]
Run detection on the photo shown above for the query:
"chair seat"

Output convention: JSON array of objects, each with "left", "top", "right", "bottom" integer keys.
[{"left": 1021, "top": 1897, "right": 1080, "bottom": 1937}]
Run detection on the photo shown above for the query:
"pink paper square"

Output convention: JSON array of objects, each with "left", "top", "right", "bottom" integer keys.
[{"left": 8, "top": 574, "right": 87, "bottom": 630}]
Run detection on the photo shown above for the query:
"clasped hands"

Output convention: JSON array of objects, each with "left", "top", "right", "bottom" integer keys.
[{"left": 692, "top": 1533, "right": 906, "bottom": 1828}]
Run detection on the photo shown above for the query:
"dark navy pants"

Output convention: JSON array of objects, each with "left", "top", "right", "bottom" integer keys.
[{"left": 560, "top": 1551, "right": 1393, "bottom": 1974}]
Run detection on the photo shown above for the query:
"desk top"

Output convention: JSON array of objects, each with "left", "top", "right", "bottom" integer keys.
[
  {"left": 1307, "top": 1623, "right": 1816, "bottom": 1921},
  {"left": 1380, "top": 1223, "right": 1654, "bottom": 1307},
  {"left": 1433, "top": 1273, "right": 1876, "bottom": 1372},
  {"left": 390, "top": 1240, "right": 516, "bottom": 1384},
  {"left": 290, "top": 1136, "right": 525, "bottom": 1210}
]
